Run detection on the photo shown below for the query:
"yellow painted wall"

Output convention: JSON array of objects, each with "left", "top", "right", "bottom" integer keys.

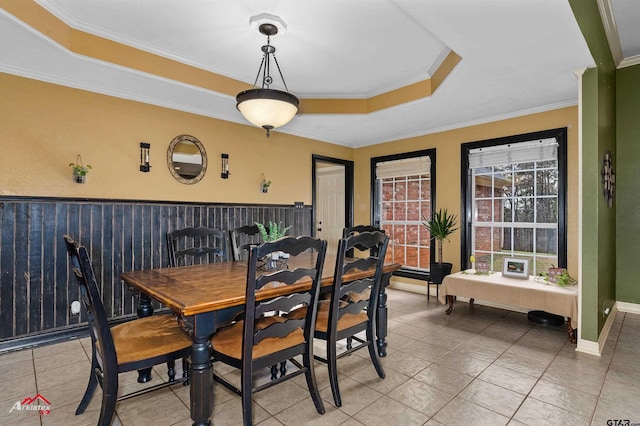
[
  {"left": 1, "top": 73, "right": 579, "bottom": 280},
  {"left": 353, "top": 107, "right": 579, "bottom": 277},
  {"left": 0, "top": 73, "right": 352, "bottom": 203}
]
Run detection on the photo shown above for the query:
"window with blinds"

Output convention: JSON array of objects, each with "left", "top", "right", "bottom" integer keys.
[
  {"left": 372, "top": 152, "right": 435, "bottom": 274},
  {"left": 464, "top": 130, "right": 567, "bottom": 276}
]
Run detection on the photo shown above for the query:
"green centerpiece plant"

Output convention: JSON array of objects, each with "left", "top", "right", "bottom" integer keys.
[
  {"left": 255, "top": 221, "right": 292, "bottom": 269},
  {"left": 255, "top": 221, "right": 291, "bottom": 242}
]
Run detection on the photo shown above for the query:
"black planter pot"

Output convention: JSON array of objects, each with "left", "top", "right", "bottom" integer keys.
[{"left": 429, "top": 262, "right": 452, "bottom": 284}]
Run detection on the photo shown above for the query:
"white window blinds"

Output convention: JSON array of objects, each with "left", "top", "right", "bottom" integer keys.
[
  {"left": 468, "top": 138, "right": 558, "bottom": 169},
  {"left": 375, "top": 156, "right": 431, "bottom": 179}
]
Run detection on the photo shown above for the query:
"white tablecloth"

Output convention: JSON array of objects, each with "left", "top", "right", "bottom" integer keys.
[{"left": 438, "top": 271, "right": 578, "bottom": 329}]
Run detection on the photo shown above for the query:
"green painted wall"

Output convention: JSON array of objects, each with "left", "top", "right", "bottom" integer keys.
[
  {"left": 616, "top": 64, "right": 640, "bottom": 303},
  {"left": 570, "top": 0, "right": 617, "bottom": 341}
]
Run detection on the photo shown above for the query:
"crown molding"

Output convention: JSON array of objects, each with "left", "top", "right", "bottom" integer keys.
[
  {"left": 597, "top": 0, "right": 624, "bottom": 67},
  {"left": 619, "top": 54, "right": 640, "bottom": 68}
]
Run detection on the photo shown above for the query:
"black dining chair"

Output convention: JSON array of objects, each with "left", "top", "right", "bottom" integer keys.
[
  {"left": 210, "top": 236, "right": 327, "bottom": 425},
  {"left": 167, "top": 226, "right": 227, "bottom": 267},
  {"left": 63, "top": 235, "right": 192, "bottom": 426},
  {"left": 291, "top": 230, "right": 389, "bottom": 407},
  {"left": 229, "top": 224, "right": 264, "bottom": 261},
  {"left": 342, "top": 225, "right": 385, "bottom": 256}
]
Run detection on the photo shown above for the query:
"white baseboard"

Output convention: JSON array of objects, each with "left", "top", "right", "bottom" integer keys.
[
  {"left": 576, "top": 338, "right": 601, "bottom": 356},
  {"left": 454, "top": 297, "right": 531, "bottom": 314},
  {"left": 576, "top": 303, "right": 618, "bottom": 357},
  {"left": 388, "top": 280, "right": 427, "bottom": 295},
  {"left": 576, "top": 301, "right": 640, "bottom": 356},
  {"left": 617, "top": 301, "right": 640, "bottom": 314}
]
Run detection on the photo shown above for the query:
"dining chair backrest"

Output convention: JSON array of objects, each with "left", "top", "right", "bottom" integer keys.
[
  {"left": 342, "top": 225, "right": 385, "bottom": 257},
  {"left": 331, "top": 230, "right": 389, "bottom": 329},
  {"left": 244, "top": 236, "right": 327, "bottom": 362},
  {"left": 229, "top": 224, "right": 264, "bottom": 262},
  {"left": 167, "top": 226, "right": 226, "bottom": 267},
  {"left": 341, "top": 225, "right": 382, "bottom": 238}
]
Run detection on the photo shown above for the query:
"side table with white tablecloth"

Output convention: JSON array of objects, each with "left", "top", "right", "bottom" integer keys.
[{"left": 438, "top": 270, "right": 578, "bottom": 342}]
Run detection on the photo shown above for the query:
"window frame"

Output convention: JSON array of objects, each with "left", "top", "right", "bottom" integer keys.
[
  {"left": 460, "top": 128, "right": 568, "bottom": 271},
  {"left": 371, "top": 148, "right": 436, "bottom": 280}
]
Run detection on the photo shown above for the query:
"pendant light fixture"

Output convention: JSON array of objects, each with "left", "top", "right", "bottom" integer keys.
[{"left": 236, "top": 16, "right": 299, "bottom": 137}]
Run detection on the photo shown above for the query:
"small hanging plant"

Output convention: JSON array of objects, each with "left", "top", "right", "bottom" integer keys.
[
  {"left": 260, "top": 174, "right": 271, "bottom": 193},
  {"left": 69, "top": 154, "right": 92, "bottom": 184}
]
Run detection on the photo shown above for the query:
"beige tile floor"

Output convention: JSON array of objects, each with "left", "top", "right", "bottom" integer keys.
[{"left": 1, "top": 288, "right": 639, "bottom": 425}]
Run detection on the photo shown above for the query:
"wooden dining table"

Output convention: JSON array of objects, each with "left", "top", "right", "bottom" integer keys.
[{"left": 120, "top": 252, "right": 401, "bottom": 426}]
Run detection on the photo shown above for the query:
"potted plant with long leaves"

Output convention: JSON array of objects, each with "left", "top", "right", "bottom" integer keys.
[{"left": 422, "top": 208, "right": 459, "bottom": 284}]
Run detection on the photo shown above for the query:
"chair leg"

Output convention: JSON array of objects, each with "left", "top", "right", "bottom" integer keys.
[
  {"left": 303, "top": 351, "right": 325, "bottom": 415},
  {"left": 182, "top": 358, "right": 190, "bottom": 385},
  {"left": 97, "top": 374, "right": 118, "bottom": 426},
  {"left": 367, "top": 323, "right": 385, "bottom": 379},
  {"left": 327, "top": 339, "right": 342, "bottom": 407},
  {"left": 241, "top": 366, "right": 253, "bottom": 426},
  {"left": 75, "top": 366, "right": 98, "bottom": 415},
  {"left": 167, "top": 360, "right": 176, "bottom": 381}
]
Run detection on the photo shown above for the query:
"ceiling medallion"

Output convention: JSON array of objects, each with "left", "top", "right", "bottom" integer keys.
[{"left": 236, "top": 14, "right": 299, "bottom": 138}]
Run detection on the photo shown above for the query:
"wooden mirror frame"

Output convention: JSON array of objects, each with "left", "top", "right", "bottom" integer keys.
[{"left": 167, "top": 134, "right": 207, "bottom": 184}]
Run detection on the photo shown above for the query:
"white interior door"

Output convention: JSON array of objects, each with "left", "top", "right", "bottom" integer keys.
[{"left": 316, "top": 164, "right": 345, "bottom": 253}]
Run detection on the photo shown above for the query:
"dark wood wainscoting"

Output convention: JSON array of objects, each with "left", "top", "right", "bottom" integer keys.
[{"left": 0, "top": 197, "right": 310, "bottom": 350}]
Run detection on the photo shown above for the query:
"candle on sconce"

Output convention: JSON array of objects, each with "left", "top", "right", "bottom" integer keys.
[
  {"left": 139, "top": 142, "right": 151, "bottom": 172},
  {"left": 221, "top": 153, "right": 230, "bottom": 179}
]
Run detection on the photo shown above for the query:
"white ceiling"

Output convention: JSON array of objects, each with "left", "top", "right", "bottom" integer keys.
[{"left": 0, "top": 1, "right": 637, "bottom": 148}]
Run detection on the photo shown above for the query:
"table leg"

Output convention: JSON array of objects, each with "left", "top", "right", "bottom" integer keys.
[
  {"left": 136, "top": 293, "right": 154, "bottom": 383},
  {"left": 189, "top": 314, "right": 214, "bottom": 426},
  {"left": 376, "top": 272, "right": 391, "bottom": 357},
  {"left": 190, "top": 337, "right": 212, "bottom": 426},
  {"left": 567, "top": 318, "right": 577, "bottom": 344},
  {"left": 445, "top": 295, "right": 454, "bottom": 314}
]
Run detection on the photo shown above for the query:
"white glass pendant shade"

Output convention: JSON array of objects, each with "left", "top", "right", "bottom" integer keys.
[{"left": 236, "top": 88, "right": 299, "bottom": 130}]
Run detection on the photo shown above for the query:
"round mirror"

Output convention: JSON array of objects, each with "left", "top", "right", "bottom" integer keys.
[{"left": 167, "top": 134, "right": 207, "bottom": 184}]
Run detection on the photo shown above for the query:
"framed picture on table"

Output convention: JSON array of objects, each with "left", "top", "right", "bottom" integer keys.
[{"left": 502, "top": 258, "right": 528, "bottom": 279}]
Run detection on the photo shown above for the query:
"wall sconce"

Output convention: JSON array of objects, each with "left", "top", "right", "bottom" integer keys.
[
  {"left": 139, "top": 142, "right": 151, "bottom": 172},
  {"left": 221, "top": 153, "right": 230, "bottom": 179}
]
